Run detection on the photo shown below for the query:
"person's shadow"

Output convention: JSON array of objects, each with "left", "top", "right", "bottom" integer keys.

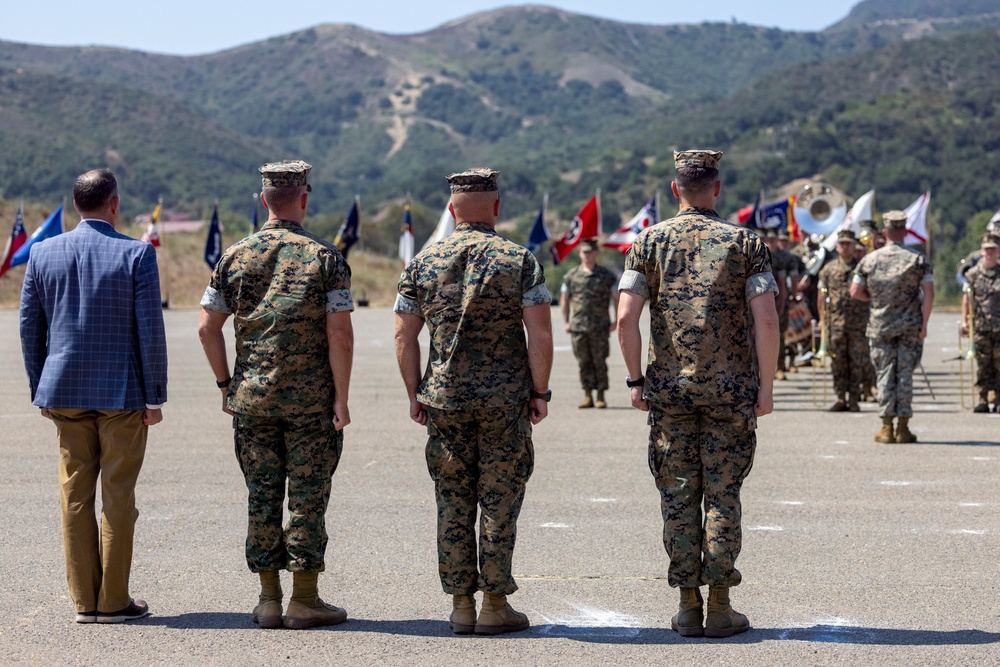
[{"left": 139, "top": 615, "right": 1000, "bottom": 646}]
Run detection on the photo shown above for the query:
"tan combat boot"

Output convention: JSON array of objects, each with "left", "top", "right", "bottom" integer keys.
[
  {"left": 775, "top": 369, "right": 787, "bottom": 381},
  {"left": 474, "top": 593, "right": 529, "bottom": 635},
  {"left": 579, "top": 390, "right": 594, "bottom": 409},
  {"left": 874, "top": 416, "right": 895, "bottom": 443},
  {"left": 450, "top": 594, "right": 476, "bottom": 635},
  {"left": 895, "top": 417, "right": 917, "bottom": 443},
  {"left": 283, "top": 572, "right": 348, "bottom": 629},
  {"left": 670, "top": 587, "right": 704, "bottom": 637},
  {"left": 595, "top": 390, "right": 607, "bottom": 409},
  {"left": 251, "top": 570, "right": 283, "bottom": 629},
  {"left": 704, "top": 586, "right": 750, "bottom": 638}
]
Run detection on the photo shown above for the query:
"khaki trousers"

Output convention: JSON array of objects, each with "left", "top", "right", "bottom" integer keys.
[{"left": 50, "top": 409, "right": 147, "bottom": 613}]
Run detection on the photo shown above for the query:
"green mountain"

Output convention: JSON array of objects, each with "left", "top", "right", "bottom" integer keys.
[{"left": 1, "top": 0, "right": 999, "bottom": 296}]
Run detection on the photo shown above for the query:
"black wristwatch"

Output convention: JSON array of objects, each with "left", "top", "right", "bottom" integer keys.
[
  {"left": 216, "top": 377, "right": 232, "bottom": 388},
  {"left": 530, "top": 389, "right": 552, "bottom": 402},
  {"left": 626, "top": 374, "right": 645, "bottom": 388}
]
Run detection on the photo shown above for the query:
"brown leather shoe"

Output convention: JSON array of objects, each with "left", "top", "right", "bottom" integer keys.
[
  {"left": 450, "top": 594, "right": 476, "bottom": 635},
  {"left": 475, "top": 593, "right": 529, "bottom": 635},
  {"left": 670, "top": 587, "right": 703, "bottom": 637}
]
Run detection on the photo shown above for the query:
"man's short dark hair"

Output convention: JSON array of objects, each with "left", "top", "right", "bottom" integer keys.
[
  {"left": 73, "top": 169, "right": 118, "bottom": 212},
  {"left": 674, "top": 167, "right": 719, "bottom": 196},
  {"left": 261, "top": 186, "right": 305, "bottom": 211}
]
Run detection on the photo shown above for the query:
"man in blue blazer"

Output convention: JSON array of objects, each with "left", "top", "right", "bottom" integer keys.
[{"left": 20, "top": 169, "right": 168, "bottom": 624}]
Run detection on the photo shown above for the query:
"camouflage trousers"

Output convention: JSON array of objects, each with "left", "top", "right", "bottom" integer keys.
[
  {"left": 425, "top": 404, "right": 534, "bottom": 595},
  {"left": 830, "top": 327, "right": 869, "bottom": 397},
  {"left": 974, "top": 330, "right": 1000, "bottom": 395},
  {"left": 571, "top": 329, "right": 610, "bottom": 391},
  {"left": 647, "top": 401, "right": 757, "bottom": 588},
  {"left": 869, "top": 334, "right": 923, "bottom": 418},
  {"left": 234, "top": 412, "right": 343, "bottom": 573}
]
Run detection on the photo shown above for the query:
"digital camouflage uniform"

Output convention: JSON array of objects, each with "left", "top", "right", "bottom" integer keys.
[
  {"left": 771, "top": 246, "right": 792, "bottom": 372},
  {"left": 818, "top": 256, "right": 870, "bottom": 398},
  {"left": 562, "top": 264, "right": 617, "bottom": 391},
  {"left": 964, "top": 262, "right": 1000, "bottom": 399},
  {"left": 394, "top": 223, "right": 551, "bottom": 595},
  {"left": 619, "top": 207, "right": 778, "bottom": 588},
  {"left": 201, "top": 219, "right": 354, "bottom": 573},
  {"left": 854, "top": 242, "right": 933, "bottom": 418}
]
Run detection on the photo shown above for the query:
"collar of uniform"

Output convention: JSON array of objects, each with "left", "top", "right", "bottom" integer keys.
[
  {"left": 677, "top": 206, "right": 718, "bottom": 218},
  {"left": 455, "top": 222, "right": 497, "bottom": 235},
  {"left": 260, "top": 219, "right": 304, "bottom": 232}
]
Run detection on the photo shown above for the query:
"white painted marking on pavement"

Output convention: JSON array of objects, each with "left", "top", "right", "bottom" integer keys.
[
  {"left": 880, "top": 481, "right": 913, "bottom": 486},
  {"left": 819, "top": 455, "right": 847, "bottom": 459},
  {"left": 959, "top": 502, "right": 984, "bottom": 507},
  {"left": 554, "top": 345, "right": 572, "bottom": 352},
  {"left": 536, "top": 601, "right": 643, "bottom": 638},
  {"left": 777, "top": 501, "right": 804, "bottom": 505},
  {"left": 746, "top": 525, "right": 784, "bottom": 531},
  {"left": 540, "top": 523, "right": 570, "bottom": 528},
  {"left": 833, "top": 440, "right": 850, "bottom": 445},
  {"left": 590, "top": 498, "right": 616, "bottom": 503},
  {"left": 970, "top": 456, "right": 996, "bottom": 461},
  {"left": 950, "top": 529, "right": 987, "bottom": 535}
]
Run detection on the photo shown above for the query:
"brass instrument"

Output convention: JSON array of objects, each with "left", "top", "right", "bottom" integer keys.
[
  {"left": 958, "top": 289, "right": 978, "bottom": 410},
  {"left": 859, "top": 227, "right": 875, "bottom": 252},
  {"left": 793, "top": 182, "right": 848, "bottom": 236}
]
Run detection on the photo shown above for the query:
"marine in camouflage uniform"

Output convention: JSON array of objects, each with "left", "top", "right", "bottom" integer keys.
[
  {"left": 763, "top": 230, "right": 792, "bottom": 379},
  {"left": 561, "top": 238, "right": 619, "bottom": 408},
  {"left": 817, "top": 229, "right": 870, "bottom": 411},
  {"left": 851, "top": 210, "right": 934, "bottom": 443},
  {"left": 962, "top": 233, "right": 1000, "bottom": 412},
  {"left": 199, "top": 160, "right": 354, "bottom": 629},
  {"left": 394, "top": 168, "right": 553, "bottom": 635},
  {"left": 618, "top": 150, "right": 779, "bottom": 638}
]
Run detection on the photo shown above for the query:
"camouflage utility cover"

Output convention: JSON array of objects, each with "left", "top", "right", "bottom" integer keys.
[
  {"left": 818, "top": 256, "right": 869, "bottom": 331},
  {"left": 395, "top": 223, "right": 551, "bottom": 409},
  {"left": 562, "top": 264, "right": 617, "bottom": 332},
  {"left": 854, "top": 242, "right": 932, "bottom": 339},
  {"left": 619, "top": 207, "right": 778, "bottom": 406},
  {"left": 201, "top": 219, "right": 354, "bottom": 416}
]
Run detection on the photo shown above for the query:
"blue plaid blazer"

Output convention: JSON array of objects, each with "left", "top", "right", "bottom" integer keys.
[{"left": 19, "top": 219, "right": 168, "bottom": 410}]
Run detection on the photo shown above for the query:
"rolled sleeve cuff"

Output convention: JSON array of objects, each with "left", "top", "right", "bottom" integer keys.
[
  {"left": 619, "top": 270, "right": 649, "bottom": 300},
  {"left": 200, "top": 286, "right": 231, "bottom": 314},
  {"left": 522, "top": 284, "right": 553, "bottom": 307},
  {"left": 393, "top": 294, "right": 422, "bottom": 316},
  {"left": 852, "top": 274, "right": 866, "bottom": 286},
  {"left": 326, "top": 289, "right": 355, "bottom": 313},
  {"left": 746, "top": 272, "right": 779, "bottom": 302},
  {"left": 921, "top": 275, "right": 934, "bottom": 284}
]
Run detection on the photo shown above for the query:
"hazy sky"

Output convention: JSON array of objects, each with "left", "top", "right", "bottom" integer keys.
[{"left": 3, "top": 1, "right": 862, "bottom": 55}]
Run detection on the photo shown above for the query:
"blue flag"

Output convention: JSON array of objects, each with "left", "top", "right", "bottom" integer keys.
[
  {"left": 525, "top": 198, "right": 550, "bottom": 253},
  {"left": 335, "top": 198, "right": 360, "bottom": 258},
  {"left": 762, "top": 199, "right": 791, "bottom": 232},
  {"left": 11, "top": 204, "right": 64, "bottom": 268},
  {"left": 204, "top": 205, "right": 222, "bottom": 269}
]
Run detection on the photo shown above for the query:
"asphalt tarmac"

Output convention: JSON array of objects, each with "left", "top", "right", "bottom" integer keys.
[{"left": 1, "top": 307, "right": 997, "bottom": 666}]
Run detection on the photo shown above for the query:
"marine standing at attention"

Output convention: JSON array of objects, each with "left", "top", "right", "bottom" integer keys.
[
  {"left": 561, "top": 237, "right": 619, "bottom": 408},
  {"left": 394, "top": 168, "right": 553, "bottom": 636},
  {"left": 961, "top": 233, "right": 1000, "bottom": 413},
  {"left": 198, "top": 160, "right": 355, "bottom": 630},
  {"left": 617, "top": 149, "right": 779, "bottom": 638},
  {"left": 850, "top": 210, "right": 934, "bottom": 443}
]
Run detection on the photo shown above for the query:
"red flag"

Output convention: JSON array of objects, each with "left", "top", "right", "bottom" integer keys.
[
  {"left": 0, "top": 202, "right": 28, "bottom": 278},
  {"left": 551, "top": 194, "right": 600, "bottom": 264}
]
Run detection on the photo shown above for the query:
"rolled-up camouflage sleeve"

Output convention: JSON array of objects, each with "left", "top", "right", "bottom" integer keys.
[
  {"left": 200, "top": 259, "right": 231, "bottom": 313},
  {"left": 394, "top": 268, "right": 423, "bottom": 317},
  {"left": 619, "top": 240, "right": 649, "bottom": 299},
  {"left": 745, "top": 235, "right": 778, "bottom": 302},
  {"left": 520, "top": 251, "right": 551, "bottom": 307},
  {"left": 321, "top": 249, "right": 354, "bottom": 313},
  {"left": 853, "top": 255, "right": 869, "bottom": 287}
]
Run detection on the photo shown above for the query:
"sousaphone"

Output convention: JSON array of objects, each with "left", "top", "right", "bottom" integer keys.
[{"left": 793, "top": 182, "right": 847, "bottom": 236}]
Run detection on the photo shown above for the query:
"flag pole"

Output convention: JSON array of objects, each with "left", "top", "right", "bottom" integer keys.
[
  {"left": 596, "top": 189, "right": 602, "bottom": 237},
  {"left": 158, "top": 196, "right": 170, "bottom": 309}
]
